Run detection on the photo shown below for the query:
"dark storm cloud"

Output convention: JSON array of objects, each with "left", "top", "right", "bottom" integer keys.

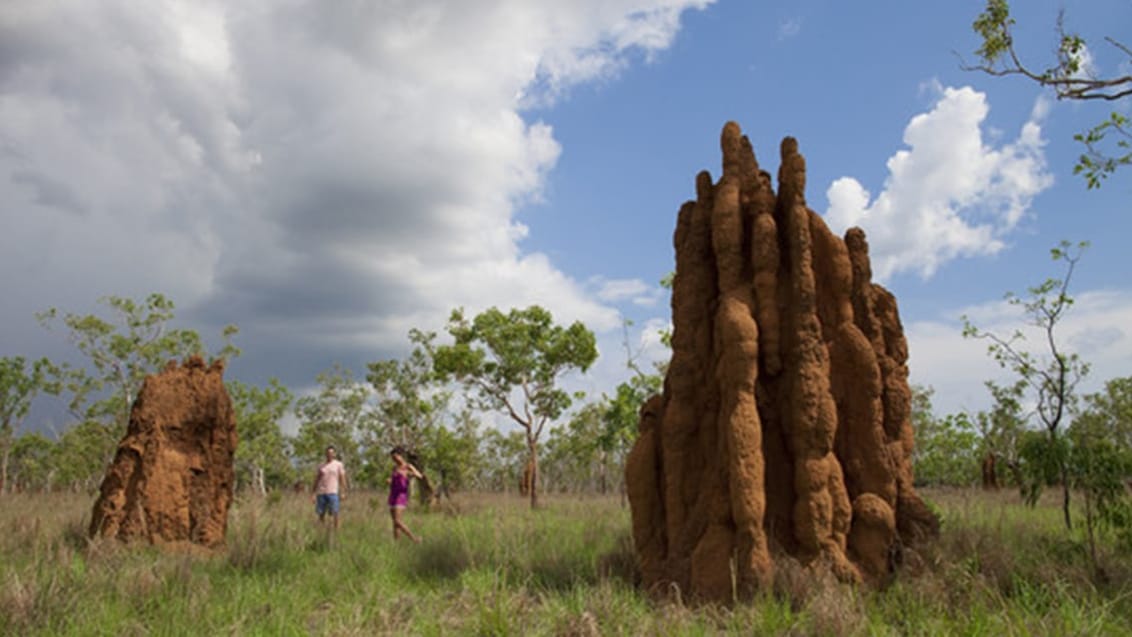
[
  {"left": 2, "top": 0, "right": 708, "bottom": 431},
  {"left": 11, "top": 170, "right": 87, "bottom": 215}
]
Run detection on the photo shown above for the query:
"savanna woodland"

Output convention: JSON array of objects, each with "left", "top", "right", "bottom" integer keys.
[{"left": 3, "top": 1, "right": 1131, "bottom": 635}]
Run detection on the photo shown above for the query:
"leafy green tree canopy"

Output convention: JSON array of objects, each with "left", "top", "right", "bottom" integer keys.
[
  {"left": 228, "top": 378, "right": 294, "bottom": 494},
  {"left": 36, "top": 293, "right": 239, "bottom": 486},
  {"left": 292, "top": 364, "right": 368, "bottom": 471},
  {"left": 366, "top": 328, "right": 449, "bottom": 451},
  {"left": 37, "top": 293, "right": 239, "bottom": 430},
  {"left": 433, "top": 305, "right": 597, "bottom": 508},
  {"left": 8, "top": 432, "right": 55, "bottom": 492},
  {"left": 0, "top": 356, "right": 54, "bottom": 494}
]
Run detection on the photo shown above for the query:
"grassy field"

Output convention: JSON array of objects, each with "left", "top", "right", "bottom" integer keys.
[{"left": 2, "top": 488, "right": 1130, "bottom": 636}]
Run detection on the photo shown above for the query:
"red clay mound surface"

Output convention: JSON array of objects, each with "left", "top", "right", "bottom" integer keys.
[
  {"left": 89, "top": 356, "right": 237, "bottom": 549},
  {"left": 625, "top": 122, "right": 939, "bottom": 603}
]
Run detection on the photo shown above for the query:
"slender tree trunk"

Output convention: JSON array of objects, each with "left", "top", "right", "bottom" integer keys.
[
  {"left": 528, "top": 439, "right": 539, "bottom": 509},
  {"left": 1007, "top": 460, "right": 1024, "bottom": 488},
  {"left": 1083, "top": 488, "right": 1099, "bottom": 576},
  {"left": 598, "top": 452, "right": 607, "bottom": 495},
  {"left": 0, "top": 445, "right": 9, "bottom": 496},
  {"left": 254, "top": 465, "right": 266, "bottom": 496},
  {"left": 981, "top": 452, "right": 998, "bottom": 490},
  {"left": 1061, "top": 466, "right": 1072, "bottom": 530},
  {"left": 0, "top": 423, "right": 10, "bottom": 496},
  {"left": 1048, "top": 425, "right": 1072, "bottom": 530}
]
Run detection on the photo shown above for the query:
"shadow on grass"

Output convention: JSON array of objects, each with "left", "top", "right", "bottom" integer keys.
[
  {"left": 403, "top": 530, "right": 640, "bottom": 594},
  {"left": 596, "top": 531, "right": 640, "bottom": 586},
  {"left": 406, "top": 535, "right": 472, "bottom": 580}
]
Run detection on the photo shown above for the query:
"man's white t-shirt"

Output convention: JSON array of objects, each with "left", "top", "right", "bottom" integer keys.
[{"left": 315, "top": 459, "right": 345, "bottom": 494}]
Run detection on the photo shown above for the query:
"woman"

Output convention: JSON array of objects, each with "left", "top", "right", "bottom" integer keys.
[{"left": 388, "top": 446, "right": 423, "bottom": 542}]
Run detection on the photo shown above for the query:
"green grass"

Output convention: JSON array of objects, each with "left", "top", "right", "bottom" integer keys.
[{"left": 2, "top": 488, "right": 1130, "bottom": 635}]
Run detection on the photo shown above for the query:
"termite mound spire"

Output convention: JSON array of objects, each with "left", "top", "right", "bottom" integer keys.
[{"left": 625, "top": 122, "right": 938, "bottom": 602}]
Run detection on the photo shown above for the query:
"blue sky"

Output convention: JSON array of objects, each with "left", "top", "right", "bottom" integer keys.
[{"left": 2, "top": 0, "right": 1130, "bottom": 431}]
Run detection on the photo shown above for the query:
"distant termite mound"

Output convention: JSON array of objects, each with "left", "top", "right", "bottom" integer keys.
[
  {"left": 625, "top": 122, "right": 938, "bottom": 602},
  {"left": 90, "top": 356, "right": 237, "bottom": 549}
]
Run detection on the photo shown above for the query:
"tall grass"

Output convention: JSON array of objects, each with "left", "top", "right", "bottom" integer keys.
[{"left": 1, "top": 488, "right": 1129, "bottom": 635}]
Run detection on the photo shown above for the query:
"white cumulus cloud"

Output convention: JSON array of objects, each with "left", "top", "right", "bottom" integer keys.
[
  {"left": 824, "top": 85, "right": 1054, "bottom": 281},
  {"left": 907, "top": 288, "right": 1132, "bottom": 417},
  {"left": 0, "top": 0, "right": 712, "bottom": 391}
]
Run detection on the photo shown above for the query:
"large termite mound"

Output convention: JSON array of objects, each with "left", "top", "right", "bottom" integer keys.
[
  {"left": 90, "top": 356, "right": 237, "bottom": 549},
  {"left": 625, "top": 122, "right": 939, "bottom": 602}
]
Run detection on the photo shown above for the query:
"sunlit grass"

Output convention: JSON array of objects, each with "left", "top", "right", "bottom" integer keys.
[{"left": 1, "top": 488, "right": 1129, "bottom": 635}]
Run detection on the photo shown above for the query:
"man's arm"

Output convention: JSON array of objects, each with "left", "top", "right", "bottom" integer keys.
[{"left": 339, "top": 464, "right": 348, "bottom": 498}]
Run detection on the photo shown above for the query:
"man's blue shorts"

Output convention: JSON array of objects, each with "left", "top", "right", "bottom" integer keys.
[{"left": 315, "top": 493, "right": 340, "bottom": 516}]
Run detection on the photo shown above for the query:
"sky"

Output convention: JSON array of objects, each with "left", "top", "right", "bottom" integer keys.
[{"left": 2, "top": 0, "right": 1130, "bottom": 435}]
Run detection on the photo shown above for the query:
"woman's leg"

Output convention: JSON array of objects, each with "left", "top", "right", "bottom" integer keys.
[{"left": 391, "top": 506, "right": 420, "bottom": 543}]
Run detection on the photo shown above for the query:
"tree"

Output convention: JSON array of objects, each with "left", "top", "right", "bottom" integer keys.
[
  {"left": 292, "top": 364, "right": 369, "bottom": 478},
  {"left": 364, "top": 329, "right": 451, "bottom": 469},
  {"left": 962, "top": 241, "right": 1090, "bottom": 529},
  {"left": 1070, "top": 376, "right": 1132, "bottom": 568},
  {"left": 433, "top": 306, "right": 597, "bottom": 508},
  {"left": 1067, "top": 409, "right": 1132, "bottom": 574},
  {"left": 228, "top": 378, "right": 294, "bottom": 495},
  {"left": 415, "top": 408, "right": 484, "bottom": 496},
  {"left": 0, "top": 356, "right": 52, "bottom": 495},
  {"left": 479, "top": 427, "right": 528, "bottom": 492},
  {"left": 542, "top": 402, "right": 606, "bottom": 493},
  {"left": 967, "top": 0, "right": 1131, "bottom": 187},
  {"left": 911, "top": 387, "right": 981, "bottom": 487},
  {"left": 1077, "top": 376, "right": 1132, "bottom": 451},
  {"left": 8, "top": 433, "right": 56, "bottom": 492},
  {"left": 53, "top": 419, "right": 116, "bottom": 491},
  {"left": 37, "top": 294, "right": 239, "bottom": 473},
  {"left": 593, "top": 318, "right": 665, "bottom": 496},
  {"left": 974, "top": 379, "right": 1029, "bottom": 487}
]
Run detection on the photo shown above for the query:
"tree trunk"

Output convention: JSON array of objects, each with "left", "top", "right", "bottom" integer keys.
[
  {"left": 0, "top": 444, "right": 9, "bottom": 496},
  {"left": 253, "top": 465, "right": 266, "bottom": 496},
  {"left": 1061, "top": 467, "right": 1072, "bottom": 530},
  {"left": 1007, "top": 460, "right": 1024, "bottom": 488},
  {"left": 528, "top": 443, "right": 539, "bottom": 510},
  {"left": 981, "top": 452, "right": 998, "bottom": 490},
  {"left": 598, "top": 452, "right": 608, "bottom": 495},
  {"left": 0, "top": 423, "right": 10, "bottom": 495},
  {"left": 1083, "top": 488, "right": 1100, "bottom": 577}
]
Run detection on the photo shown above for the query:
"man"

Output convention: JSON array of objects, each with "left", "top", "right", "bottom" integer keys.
[{"left": 311, "top": 445, "right": 348, "bottom": 529}]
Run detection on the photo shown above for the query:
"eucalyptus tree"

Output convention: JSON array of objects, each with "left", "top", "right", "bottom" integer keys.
[
  {"left": 1070, "top": 376, "right": 1132, "bottom": 567},
  {"left": 292, "top": 364, "right": 369, "bottom": 476},
  {"left": 911, "top": 386, "right": 981, "bottom": 487},
  {"left": 0, "top": 356, "right": 52, "bottom": 494},
  {"left": 1077, "top": 376, "right": 1132, "bottom": 452},
  {"left": 542, "top": 402, "right": 605, "bottom": 493},
  {"left": 974, "top": 379, "right": 1029, "bottom": 487},
  {"left": 479, "top": 427, "right": 528, "bottom": 492},
  {"left": 37, "top": 293, "right": 239, "bottom": 472},
  {"left": 433, "top": 306, "right": 597, "bottom": 508},
  {"left": 8, "top": 432, "right": 55, "bottom": 492},
  {"left": 365, "top": 329, "right": 451, "bottom": 465},
  {"left": 415, "top": 408, "right": 483, "bottom": 496},
  {"left": 963, "top": 241, "right": 1090, "bottom": 529},
  {"left": 228, "top": 378, "right": 294, "bottom": 494}
]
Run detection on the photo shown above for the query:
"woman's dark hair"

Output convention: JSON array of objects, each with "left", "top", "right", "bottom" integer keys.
[{"left": 390, "top": 446, "right": 422, "bottom": 468}]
